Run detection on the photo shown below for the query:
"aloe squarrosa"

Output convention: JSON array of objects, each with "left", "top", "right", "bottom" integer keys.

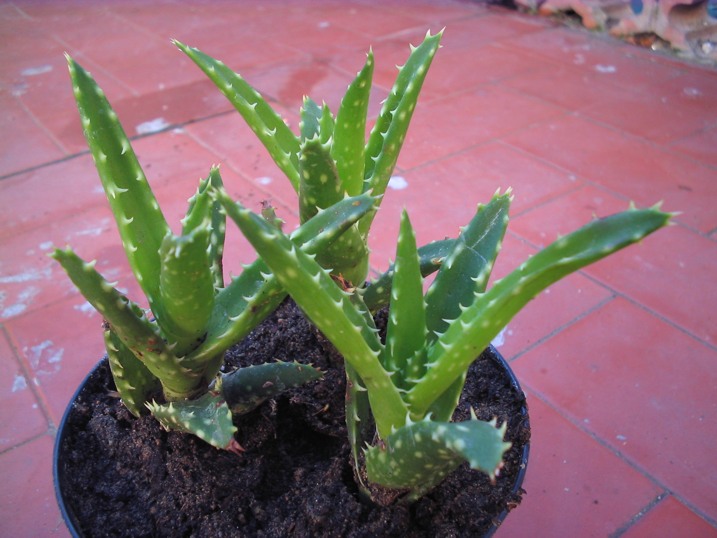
[
  {"left": 55, "top": 30, "right": 672, "bottom": 502},
  {"left": 175, "top": 30, "right": 443, "bottom": 287},
  {"left": 53, "top": 56, "right": 378, "bottom": 449},
  {"left": 228, "top": 189, "right": 671, "bottom": 500}
]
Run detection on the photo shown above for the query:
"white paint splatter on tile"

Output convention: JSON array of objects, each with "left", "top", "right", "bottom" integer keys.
[
  {"left": 491, "top": 326, "right": 509, "bottom": 348},
  {"left": 12, "top": 375, "right": 27, "bottom": 392},
  {"left": 21, "top": 64, "right": 53, "bottom": 76},
  {"left": 388, "top": 175, "right": 408, "bottom": 190},
  {"left": 71, "top": 220, "right": 109, "bottom": 238},
  {"left": 136, "top": 117, "right": 170, "bottom": 135},
  {"left": 74, "top": 301, "right": 97, "bottom": 317},
  {"left": 0, "top": 268, "right": 51, "bottom": 284},
  {"left": 1, "top": 286, "right": 40, "bottom": 319},
  {"left": 594, "top": 64, "right": 617, "bottom": 74},
  {"left": 26, "top": 340, "right": 64, "bottom": 377},
  {"left": 2, "top": 304, "right": 27, "bottom": 318}
]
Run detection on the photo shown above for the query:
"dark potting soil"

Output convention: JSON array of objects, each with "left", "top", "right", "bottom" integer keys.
[{"left": 57, "top": 299, "right": 530, "bottom": 538}]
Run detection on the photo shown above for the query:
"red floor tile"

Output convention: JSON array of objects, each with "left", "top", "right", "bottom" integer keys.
[
  {"left": 0, "top": 205, "right": 128, "bottom": 323},
  {"left": 244, "top": 6, "right": 375, "bottom": 58},
  {"left": 0, "top": 435, "right": 68, "bottom": 536},
  {"left": 5, "top": 296, "right": 109, "bottom": 426},
  {"left": 502, "top": 60, "right": 633, "bottom": 111},
  {"left": 669, "top": 126, "right": 717, "bottom": 169},
  {"left": 381, "top": 0, "right": 479, "bottom": 21},
  {"left": 420, "top": 43, "right": 558, "bottom": 100},
  {"left": 622, "top": 496, "right": 717, "bottom": 538},
  {"left": 0, "top": 330, "right": 48, "bottom": 450},
  {"left": 513, "top": 298, "right": 717, "bottom": 520},
  {"left": 366, "top": 139, "right": 584, "bottom": 264},
  {"left": 582, "top": 73, "right": 717, "bottom": 144},
  {"left": 0, "top": 92, "right": 65, "bottom": 176},
  {"left": 503, "top": 26, "right": 686, "bottom": 94},
  {"left": 504, "top": 114, "right": 717, "bottom": 233},
  {"left": 47, "top": 12, "right": 195, "bottom": 96},
  {"left": 0, "top": 153, "right": 104, "bottom": 240},
  {"left": 399, "top": 86, "right": 565, "bottom": 170},
  {"left": 497, "top": 395, "right": 663, "bottom": 537},
  {"left": 0, "top": 128, "right": 266, "bottom": 238},
  {"left": 510, "top": 185, "right": 716, "bottom": 344},
  {"left": 439, "top": 10, "right": 549, "bottom": 50},
  {"left": 584, "top": 224, "right": 717, "bottom": 346},
  {"left": 299, "top": 3, "right": 433, "bottom": 39}
]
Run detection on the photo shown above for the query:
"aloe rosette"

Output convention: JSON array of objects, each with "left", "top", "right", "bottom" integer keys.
[
  {"left": 175, "top": 31, "right": 443, "bottom": 286},
  {"left": 51, "top": 56, "right": 378, "bottom": 449},
  {"left": 222, "top": 189, "right": 672, "bottom": 499}
]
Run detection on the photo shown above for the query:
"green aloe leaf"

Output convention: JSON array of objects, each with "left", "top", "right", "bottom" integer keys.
[
  {"left": 361, "top": 238, "right": 455, "bottom": 311},
  {"left": 300, "top": 97, "right": 323, "bottom": 141},
  {"left": 190, "top": 192, "right": 378, "bottom": 365},
  {"left": 420, "top": 192, "right": 511, "bottom": 421},
  {"left": 158, "top": 226, "right": 215, "bottom": 356},
  {"left": 359, "top": 30, "right": 442, "bottom": 237},
  {"left": 382, "top": 211, "right": 427, "bottom": 388},
  {"left": 148, "top": 393, "right": 237, "bottom": 450},
  {"left": 365, "top": 413, "right": 511, "bottom": 498},
  {"left": 226, "top": 202, "right": 408, "bottom": 439},
  {"left": 104, "top": 328, "right": 160, "bottom": 417},
  {"left": 182, "top": 167, "right": 226, "bottom": 288},
  {"left": 67, "top": 56, "right": 170, "bottom": 315},
  {"left": 298, "top": 137, "right": 343, "bottom": 222},
  {"left": 319, "top": 103, "right": 335, "bottom": 145},
  {"left": 51, "top": 247, "right": 202, "bottom": 399},
  {"left": 220, "top": 362, "right": 323, "bottom": 415},
  {"left": 333, "top": 50, "right": 374, "bottom": 196},
  {"left": 425, "top": 191, "right": 511, "bottom": 340},
  {"left": 407, "top": 206, "right": 673, "bottom": 415},
  {"left": 175, "top": 40, "right": 301, "bottom": 190}
]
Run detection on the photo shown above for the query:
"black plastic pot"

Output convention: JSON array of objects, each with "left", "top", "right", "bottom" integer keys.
[
  {"left": 53, "top": 362, "right": 99, "bottom": 538},
  {"left": 54, "top": 346, "right": 529, "bottom": 537}
]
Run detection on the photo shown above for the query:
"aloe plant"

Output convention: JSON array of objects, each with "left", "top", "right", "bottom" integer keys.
[
  {"left": 175, "top": 30, "right": 443, "bottom": 286},
  {"left": 221, "top": 189, "right": 672, "bottom": 499},
  {"left": 51, "top": 56, "right": 378, "bottom": 450}
]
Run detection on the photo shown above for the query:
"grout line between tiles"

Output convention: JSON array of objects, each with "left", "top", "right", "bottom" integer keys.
[
  {"left": 180, "top": 127, "right": 301, "bottom": 219},
  {"left": 0, "top": 108, "right": 235, "bottom": 183},
  {"left": 1, "top": 325, "right": 58, "bottom": 436},
  {"left": 0, "top": 429, "right": 57, "bottom": 458},
  {"left": 13, "top": 96, "right": 69, "bottom": 156},
  {"left": 521, "top": 383, "right": 717, "bottom": 529},
  {"left": 506, "top": 292, "right": 616, "bottom": 363},
  {"left": 608, "top": 492, "right": 669, "bottom": 537}
]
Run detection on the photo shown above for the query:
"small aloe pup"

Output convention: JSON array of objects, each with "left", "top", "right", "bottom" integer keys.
[
  {"left": 175, "top": 30, "right": 443, "bottom": 287},
  {"left": 51, "top": 56, "right": 378, "bottom": 450},
  {"left": 222, "top": 190, "right": 671, "bottom": 500}
]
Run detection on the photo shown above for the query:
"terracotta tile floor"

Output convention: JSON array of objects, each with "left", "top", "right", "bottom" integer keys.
[{"left": 1, "top": 0, "right": 715, "bottom": 535}]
